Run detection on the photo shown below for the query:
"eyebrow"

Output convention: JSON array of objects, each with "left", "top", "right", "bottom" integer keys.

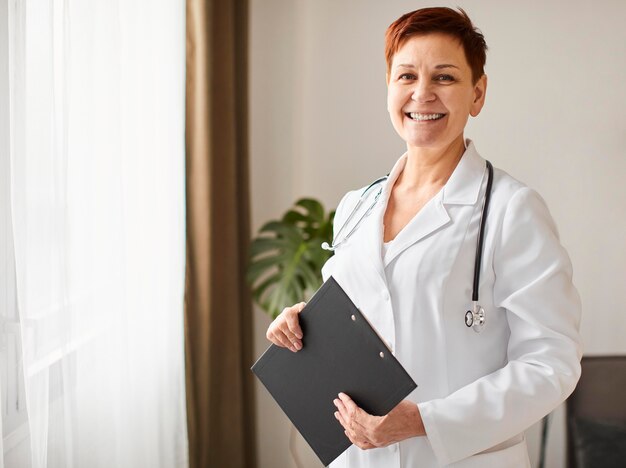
[
  {"left": 395, "top": 63, "right": 460, "bottom": 70},
  {"left": 435, "top": 64, "right": 460, "bottom": 70}
]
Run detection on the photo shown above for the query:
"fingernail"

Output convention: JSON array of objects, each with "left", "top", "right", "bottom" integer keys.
[
  {"left": 294, "top": 341, "right": 302, "bottom": 350},
  {"left": 295, "top": 333, "right": 303, "bottom": 339},
  {"left": 334, "top": 412, "right": 339, "bottom": 419},
  {"left": 289, "top": 346, "right": 296, "bottom": 352}
]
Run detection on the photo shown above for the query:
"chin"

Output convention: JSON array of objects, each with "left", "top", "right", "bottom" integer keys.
[
  {"left": 402, "top": 131, "right": 464, "bottom": 152},
  {"left": 404, "top": 136, "right": 446, "bottom": 149}
]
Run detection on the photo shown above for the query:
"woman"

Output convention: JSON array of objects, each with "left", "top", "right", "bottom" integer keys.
[{"left": 266, "top": 7, "right": 582, "bottom": 467}]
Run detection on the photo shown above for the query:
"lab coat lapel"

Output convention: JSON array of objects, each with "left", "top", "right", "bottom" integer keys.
[
  {"left": 358, "top": 193, "right": 386, "bottom": 282},
  {"left": 382, "top": 194, "right": 451, "bottom": 267},
  {"left": 383, "top": 141, "right": 486, "bottom": 267},
  {"left": 352, "top": 154, "right": 408, "bottom": 284}
]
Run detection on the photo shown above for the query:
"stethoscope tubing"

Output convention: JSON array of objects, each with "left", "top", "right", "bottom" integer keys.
[
  {"left": 472, "top": 160, "right": 494, "bottom": 302},
  {"left": 321, "top": 176, "right": 388, "bottom": 252}
]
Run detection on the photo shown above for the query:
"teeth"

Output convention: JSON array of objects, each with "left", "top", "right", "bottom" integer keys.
[{"left": 408, "top": 112, "right": 445, "bottom": 121}]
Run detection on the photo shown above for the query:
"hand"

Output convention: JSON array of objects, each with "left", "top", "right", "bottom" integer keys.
[
  {"left": 333, "top": 393, "right": 425, "bottom": 449},
  {"left": 265, "top": 302, "right": 306, "bottom": 352}
]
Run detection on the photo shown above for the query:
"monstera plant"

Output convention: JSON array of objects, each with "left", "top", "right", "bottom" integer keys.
[{"left": 248, "top": 198, "right": 335, "bottom": 318}]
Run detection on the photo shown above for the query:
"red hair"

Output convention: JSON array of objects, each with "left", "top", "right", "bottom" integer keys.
[{"left": 385, "top": 7, "right": 487, "bottom": 84}]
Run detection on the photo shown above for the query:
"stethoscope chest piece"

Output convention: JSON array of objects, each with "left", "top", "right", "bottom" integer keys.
[{"left": 465, "top": 303, "right": 485, "bottom": 333}]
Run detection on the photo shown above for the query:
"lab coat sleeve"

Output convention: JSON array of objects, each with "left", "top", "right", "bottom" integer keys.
[
  {"left": 321, "top": 190, "right": 358, "bottom": 282},
  {"left": 418, "top": 187, "right": 583, "bottom": 466}
]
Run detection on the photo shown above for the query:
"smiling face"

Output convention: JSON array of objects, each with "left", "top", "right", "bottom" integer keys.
[{"left": 386, "top": 33, "right": 487, "bottom": 152}]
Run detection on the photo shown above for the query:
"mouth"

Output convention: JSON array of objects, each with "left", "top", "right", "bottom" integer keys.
[{"left": 405, "top": 112, "right": 446, "bottom": 122}]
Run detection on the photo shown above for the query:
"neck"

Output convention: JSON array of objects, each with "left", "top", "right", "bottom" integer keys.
[{"left": 398, "top": 136, "right": 466, "bottom": 190}]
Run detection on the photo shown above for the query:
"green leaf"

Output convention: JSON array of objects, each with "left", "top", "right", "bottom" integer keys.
[
  {"left": 259, "top": 221, "right": 302, "bottom": 244},
  {"left": 251, "top": 271, "right": 282, "bottom": 303},
  {"left": 282, "top": 210, "right": 308, "bottom": 225},
  {"left": 296, "top": 199, "right": 324, "bottom": 222},
  {"left": 249, "top": 238, "right": 286, "bottom": 258},
  {"left": 247, "top": 197, "right": 336, "bottom": 318}
]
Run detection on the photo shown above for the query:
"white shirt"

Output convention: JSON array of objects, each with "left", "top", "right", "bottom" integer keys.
[{"left": 382, "top": 240, "right": 393, "bottom": 259}]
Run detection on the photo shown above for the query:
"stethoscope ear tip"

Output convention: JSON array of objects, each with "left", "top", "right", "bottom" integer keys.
[{"left": 321, "top": 242, "right": 332, "bottom": 251}]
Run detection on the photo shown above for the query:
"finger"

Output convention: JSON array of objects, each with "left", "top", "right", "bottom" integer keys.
[
  {"left": 279, "top": 323, "right": 302, "bottom": 350},
  {"left": 338, "top": 393, "right": 370, "bottom": 419},
  {"left": 334, "top": 410, "right": 349, "bottom": 431},
  {"left": 334, "top": 412, "right": 367, "bottom": 446},
  {"left": 285, "top": 307, "right": 304, "bottom": 340},
  {"left": 335, "top": 408, "right": 378, "bottom": 450},
  {"left": 337, "top": 392, "right": 355, "bottom": 406},
  {"left": 273, "top": 325, "right": 300, "bottom": 350},
  {"left": 334, "top": 398, "right": 349, "bottom": 421},
  {"left": 336, "top": 394, "right": 374, "bottom": 433},
  {"left": 268, "top": 329, "right": 293, "bottom": 350},
  {"left": 343, "top": 430, "right": 375, "bottom": 450},
  {"left": 337, "top": 393, "right": 362, "bottom": 421},
  {"left": 335, "top": 395, "right": 390, "bottom": 448},
  {"left": 268, "top": 308, "right": 301, "bottom": 349},
  {"left": 277, "top": 304, "right": 304, "bottom": 348},
  {"left": 267, "top": 326, "right": 297, "bottom": 351},
  {"left": 334, "top": 398, "right": 366, "bottom": 437},
  {"left": 334, "top": 398, "right": 355, "bottom": 426}
]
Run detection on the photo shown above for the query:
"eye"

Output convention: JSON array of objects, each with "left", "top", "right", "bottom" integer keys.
[
  {"left": 434, "top": 74, "right": 455, "bottom": 82},
  {"left": 398, "top": 73, "right": 416, "bottom": 81}
]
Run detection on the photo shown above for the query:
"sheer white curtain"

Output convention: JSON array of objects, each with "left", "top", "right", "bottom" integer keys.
[{"left": 2, "top": 0, "right": 188, "bottom": 467}]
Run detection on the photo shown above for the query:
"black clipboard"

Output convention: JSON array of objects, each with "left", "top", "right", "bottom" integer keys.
[{"left": 251, "top": 276, "right": 418, "bottom": 466}]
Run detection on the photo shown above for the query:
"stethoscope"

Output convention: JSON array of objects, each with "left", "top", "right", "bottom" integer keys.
[{"left": 322, "top": 160, "right": 494, "bottom": 333}]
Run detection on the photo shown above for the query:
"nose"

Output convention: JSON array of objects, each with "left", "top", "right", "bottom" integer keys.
[{"left": 411, "top": 80, "right": 436, "bottom": 103}]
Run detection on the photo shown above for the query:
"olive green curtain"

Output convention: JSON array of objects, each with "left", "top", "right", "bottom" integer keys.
[{"left": 184, "top": 0, "right": 256, "bottom": 467}]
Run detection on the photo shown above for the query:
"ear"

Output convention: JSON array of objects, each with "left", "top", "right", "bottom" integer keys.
[{"left": 470, "top": 74, "right": 487, "bottom": 117}]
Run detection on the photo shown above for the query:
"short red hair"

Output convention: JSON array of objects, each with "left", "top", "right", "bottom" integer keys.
[{"left": 385, "top": 7, "right": 487, "bottom": 84}]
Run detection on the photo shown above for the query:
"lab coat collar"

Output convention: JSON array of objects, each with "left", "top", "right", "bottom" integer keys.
[
  {"left": 376, "top": 139, "right": 487, "bottom": 268},
  {"left": 442, "top": 139, "right": 487, "bottom": 205},
  {"left": 383, "top": 139, "right": 486, "bottom": 206}
]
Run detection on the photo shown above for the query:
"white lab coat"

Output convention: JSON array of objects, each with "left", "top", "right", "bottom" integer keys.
[{"left": 321, "top": 140, "right": 582, "bottom": 468}]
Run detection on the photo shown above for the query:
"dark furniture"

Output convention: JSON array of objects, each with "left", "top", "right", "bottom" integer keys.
[{"left": 566, "top": 356, "right": 626, "bottom": 468}]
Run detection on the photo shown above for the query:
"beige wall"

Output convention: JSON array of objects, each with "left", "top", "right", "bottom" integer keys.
[{"left": 250, "top": 1, "right": 626, "bottom": 467}]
